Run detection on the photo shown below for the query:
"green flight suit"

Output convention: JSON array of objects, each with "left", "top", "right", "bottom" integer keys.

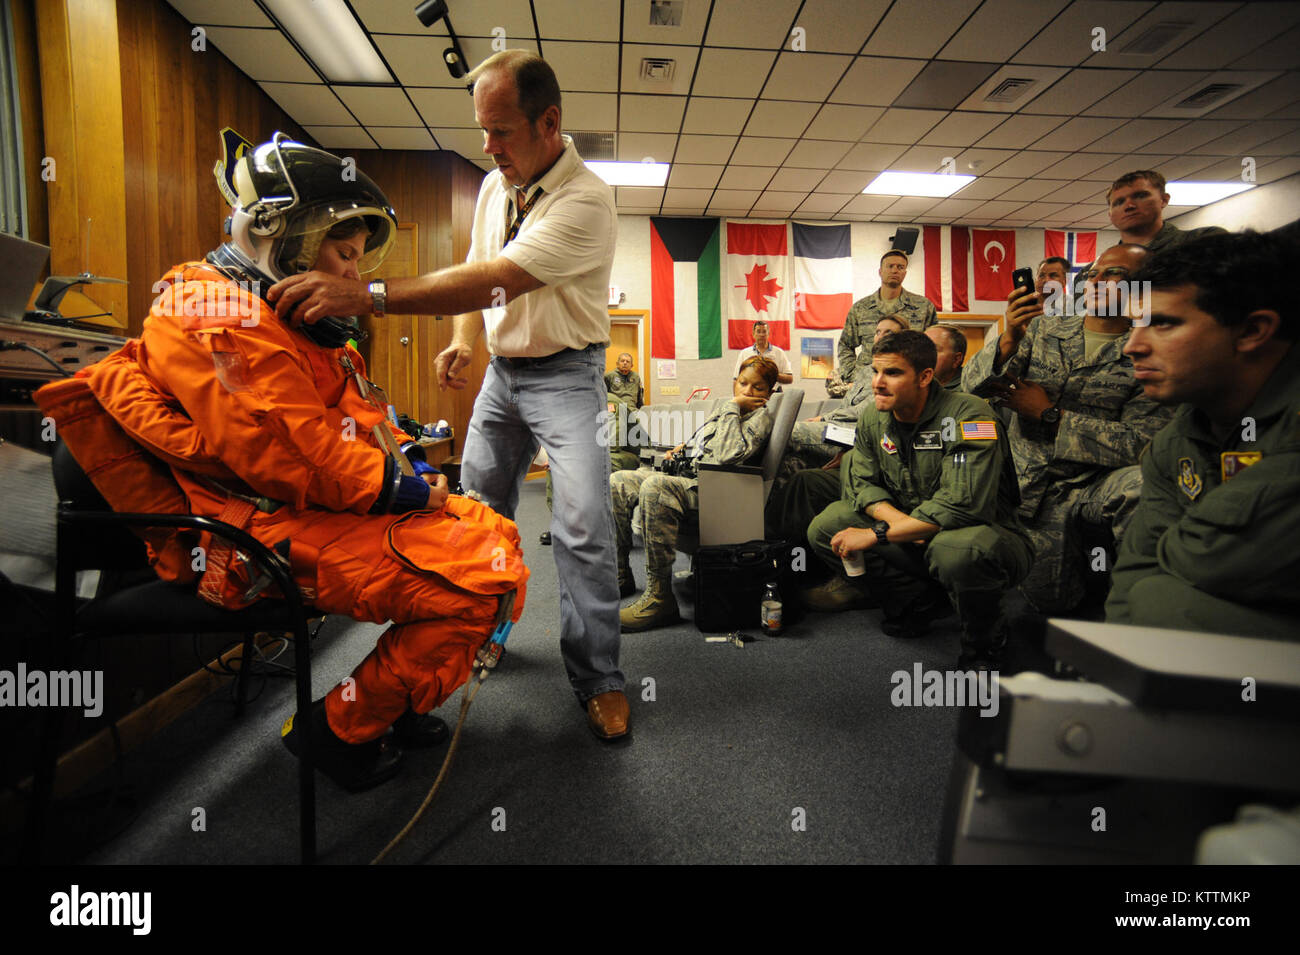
[
  {"left": 837, "top": 289, "right": 937, "bottom": 383},
  {"left": 807, "top": 383, "right": 1032, "bottom": 623},
  {"left": 1106, "top": 344, "right": 1300, "bottom": 641}
]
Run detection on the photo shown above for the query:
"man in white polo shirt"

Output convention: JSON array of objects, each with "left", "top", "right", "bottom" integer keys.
[
  {"left": 268, "top": 50, "right": 629, "bottom": 740},
  {"left": 733, "top": 320, "right": 793, "bottom": 384}
]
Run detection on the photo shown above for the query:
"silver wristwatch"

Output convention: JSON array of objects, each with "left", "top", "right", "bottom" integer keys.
[{"left": 368, "top": 279, "right": 387, "bottom": 316}]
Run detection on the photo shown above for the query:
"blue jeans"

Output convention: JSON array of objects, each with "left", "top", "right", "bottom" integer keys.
[{"left": 460, "top": 344, "right": 624, "bottom": 701}]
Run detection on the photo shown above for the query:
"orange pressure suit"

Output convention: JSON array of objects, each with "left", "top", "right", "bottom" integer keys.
[{"left": 36, "top": 263, "right": 528, "bottom": 742}]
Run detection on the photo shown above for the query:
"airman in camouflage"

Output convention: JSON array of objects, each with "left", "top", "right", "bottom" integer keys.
[
  {"left": 962, "top": 243, "right": 1175, "bottom": 614},
  {"left": 613, "top": 357, "right": 778, "bottom": 631},
  {"left": 837, "top": 250, "right": 937, "bottom": 383}
]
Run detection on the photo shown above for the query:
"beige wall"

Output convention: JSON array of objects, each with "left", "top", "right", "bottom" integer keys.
[{"left": 1168, "top": 173, "right": 1300, "bottom": 233}]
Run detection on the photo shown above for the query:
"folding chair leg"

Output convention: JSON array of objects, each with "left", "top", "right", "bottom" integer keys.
[
  {"left": 235, "top": 631, "right": 255, "bottom": 717},
  {"left": 292, "top": 618, "right": 316, "bottom": 864},
  {"left": 20, "top": 708, "right": 64, "bottom": 863}
]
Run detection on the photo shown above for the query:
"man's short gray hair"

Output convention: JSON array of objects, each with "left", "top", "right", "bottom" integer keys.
[{"left": 467, "top": 50, "right": 562, "bottom": 125}]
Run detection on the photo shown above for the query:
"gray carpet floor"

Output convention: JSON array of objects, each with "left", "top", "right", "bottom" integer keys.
[{"left": 74, "top": 477, "right": 977, "bottom": 865}]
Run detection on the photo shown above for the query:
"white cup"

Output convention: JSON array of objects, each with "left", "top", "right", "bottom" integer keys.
[{"left": 841, "top": 550, "right": 866, "bottom": 577}]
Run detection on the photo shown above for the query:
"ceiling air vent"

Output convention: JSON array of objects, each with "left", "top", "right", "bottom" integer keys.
[
  {"left": 569, "top": 131, "right": 616, "bottom": 161},
  {"left": 1120, "top": 20, "right": 1194, "bottom": 55},
  {"left": 640, "top": 58, "right": 676, "bottom": 82},
  {"left": 983, "top": 77, "right": 1039, "bottom": 104},
  {"left": 1173, "top": 83, "right": 1244, "bottom": 109}
]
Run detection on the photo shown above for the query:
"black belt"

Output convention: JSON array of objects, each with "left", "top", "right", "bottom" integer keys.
[{"left": 495, "top": 344, "right": 595, "bottom": 369}]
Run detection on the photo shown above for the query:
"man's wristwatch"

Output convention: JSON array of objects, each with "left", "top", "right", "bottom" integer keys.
[
  {"left": 368, "top": 279, "right": 387, "bottom": 317},
  {"left": 1040, "top": 405, "right": 1061, "bottom": 426},
  {"left": 872, "top": 520, "right": 890, "bottom": 546}
]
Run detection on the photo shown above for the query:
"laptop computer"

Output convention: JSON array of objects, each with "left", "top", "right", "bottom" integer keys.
[{"left": 0, "top": 231, "right": 51, "bottom": 321}]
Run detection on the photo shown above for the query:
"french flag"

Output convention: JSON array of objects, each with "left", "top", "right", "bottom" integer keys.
[
  {"left": 1044, "top": 230, "right": 1097, "bottom": 267},
  {"left": 791, "top": 222, "right": 853, "bottom": 329},
  {"left": 922, "top": 225, "right": 970, "bottom": 312}
]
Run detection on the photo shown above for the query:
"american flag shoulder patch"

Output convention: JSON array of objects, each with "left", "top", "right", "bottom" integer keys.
[{"left": 960, "top": 420, "right": 998, "bottom": 441}]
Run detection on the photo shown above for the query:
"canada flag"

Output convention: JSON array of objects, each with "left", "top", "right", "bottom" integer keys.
[
  {"left": 972, "top": 229, "right": 1016, "bottom": 301},
  {"left": 725, "top": 221, "right": 791, "bottom": 347}
]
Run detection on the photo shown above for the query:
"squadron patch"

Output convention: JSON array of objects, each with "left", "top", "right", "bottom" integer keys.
[
  {"left": 1220, "top": 451, "right": 1262, "bottom": 481},
  {"left": 1177, "top": 457, "right": 1203, "bottom": 501},
  {"left": 914, "top": 430, "right": 943, "bottom": 450},
  {"left": 880, "top": 434, "right": 898, "bottom": 455}
]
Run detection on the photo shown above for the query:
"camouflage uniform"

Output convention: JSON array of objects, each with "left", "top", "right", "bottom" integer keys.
[
  {"left": 962, "top": 315, "right": 1176, "bottom": 613},
  {"left": 1071, "top": 222, "right": 1226, "bottom": 299},
  {"left": 611, "top": 402, "right": 773, "bottom": 583},
  {"left": 1106, "top": 344, "right": 1300, "bottom": 640},
  {"left": 547, "top": 395, "right": 641, "bottom": 510},
  {"left": 837, "top": 289, "right": 937, "bottom": 383},
  {"left": 603, "top": 370, "right": 643, "bottom": 408}
]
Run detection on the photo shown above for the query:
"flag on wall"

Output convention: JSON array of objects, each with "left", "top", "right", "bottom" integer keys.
[
  {"left": 1044, "top": 229, "right": 1098, "bottom": 267},
  {"left": 650, "top": 217, "right": 722, "bottom": 359},
  {"left": 727, "top": 320, "right": 790, "bottom": 349},
  {"left": 791, "top": 222, "right": 853, "bottom": 328},
  {"left": 971, "top": 229, "right": 1017, "bottom": 301},
  {"left": 725, "top": 221, "right": 791, "bottom": 350},
  {"left": 922, "top": 225, "right": 970, "bottom": 312}
]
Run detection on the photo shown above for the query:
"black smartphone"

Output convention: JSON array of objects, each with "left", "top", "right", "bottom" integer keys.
[{"left": 1011, "top": 267, "right": 1035, "bottom": 296}]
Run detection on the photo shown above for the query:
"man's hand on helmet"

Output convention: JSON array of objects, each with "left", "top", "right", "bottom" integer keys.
[{"left": 268, "top": 271, "right": 371, "bottom": 326}]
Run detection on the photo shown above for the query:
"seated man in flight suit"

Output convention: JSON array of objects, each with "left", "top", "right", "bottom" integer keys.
[
  {"left": 36, "top": 136, "right": 529, "bottom": 792},
  {"left": 1107, "top": 227, "right": 1299, "bottom": 640},
  {"left": 804, "top": 331, "right": 1032, "bottom": 669}
]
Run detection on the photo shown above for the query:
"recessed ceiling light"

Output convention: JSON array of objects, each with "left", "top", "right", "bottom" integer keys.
[
  {"left": 1165, "top": 181, "right": 1254, "bottom": 206},
  {"left": 586, "top": 162, "right": 670, "bottom": 187},
  {"left": 863, "top": 171, "right": 975, "bottom": 198},
  {"left": 263, "top": 0, "right": 392, "bottom": 84}
]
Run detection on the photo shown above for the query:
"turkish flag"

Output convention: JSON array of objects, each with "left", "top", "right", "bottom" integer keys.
[{"left": 972, "top": 229, "right": 1016, "bottom": 301}]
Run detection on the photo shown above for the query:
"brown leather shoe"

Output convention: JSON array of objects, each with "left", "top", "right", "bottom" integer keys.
[{"left": 586, "top": 689, "right": 630, "bottom": 740}]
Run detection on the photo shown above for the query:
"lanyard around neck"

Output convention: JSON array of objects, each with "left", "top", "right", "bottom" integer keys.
[{"left": 504, "top": 188, "right": 543, "bottom": 248}]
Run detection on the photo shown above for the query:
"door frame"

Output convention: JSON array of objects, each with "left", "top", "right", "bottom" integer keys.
[{"left": 608, "top": 308, "right": 649, "bottom": 402}]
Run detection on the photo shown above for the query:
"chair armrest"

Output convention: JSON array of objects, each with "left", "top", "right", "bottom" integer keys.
[{"left": 697, "top": 462, "right": 763, "bottom": 476}]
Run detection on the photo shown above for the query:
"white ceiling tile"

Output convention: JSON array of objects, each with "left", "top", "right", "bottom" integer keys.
[
  {"left": 1163, "top": 4, "right": 1300, "bottom": 71},
  {"left": 1095, "top": 119, "right": 1185, "bottom": 154},
  {"left": 862, "top": 108, "right": 948, "bottom": 144},
  {"left": 564, "top": 92, "right": 619, "bottom": 131},
  {"left": 783, "top": 139, "right": 853, "bottom": 168},
  {"left": 718, "top": 166, "right": 778, "bottom": 190},
  {"left": 710, "top": 189, "right": 763, "bottom": 208},
  {"left": 456, "top": 37, "right": 543, "bottom": 72},
  {"left": 1152, "top": 156, "right": 1221, "bottom": 180},
  {"left": 534, "top": 0, "right": 622, "bottom": 41},
  {"left": 798, "top": 194, "right": 853, "bottom": 214},
  {"left": 841, "top": 195, "right": 897, "bottom": 215},
  {"left": 205, "top": 27, "right": 321, "bottom": 83},
  {"left": 1139, "top": 120, "right": 1247, "bottom": 155},
  {"left": 891, "top": 145, "right": 958, "bottom": 173},
  {"left": 617, "top": 132, "right": 680, "bottom": 162},
  {"left": 973, "top": 149, "right": 1066, "bottom": 178},
  {"left": 662, "top": 188, "right": 715, "bottom": 208},
  {"left": 1012, "top": 1, "right": 1151, "bottom": 67},
  {"left": 996, "top": 179, "right": 1066, "bottom": 202},
  {"left": 1023, "top": 68, "right": 1139, "bottom": 116},
  {"left": 1031, "top": 117, "right": 1126, "bottom": 151},
  {"left": 918, "top": 111, "right": 1005, "bottom": 147},
  {"left": 409, "top": 88, "right": 477, "bottom": 128},
  {"left": 1179, "top": 156, "right": 1252, "bottom": 181},
  {"left": 957, "top": 65, "right": 1069, "bottom": 113},
  {"left": 618, "top": 206, "right": 662, "bottom": 214},
  {"left": 731, "top": 136, "right": 795, "bottom": 165},
  {"left": 1228, "top": 24, "right": 1300, "bottom": 70},
  {"left": 369, "top": 126, "right": 437, "bottom": 149},
  {"left": 863, "top": 0, "right": 981, "bottom": 59},
  {"left": 692, "top": 49, "right": 778, "bottom": 99},
  {"left": 1078, "top": 2, "right": 1238, "bottom": 71},
  {"left": 667, "top": 164, "right": 723, "bottom": 189},
  {"left": 1020, "top": 202, "right": 1073, "bottom": 218},
  {"left": 165, "top": 0, "right": 270, "bottom": 26},
  {"left": 302, "top": 125, "right": 375, "bottom": 149},
  {"left": 618, "top": 95, "right": 687, "bottom": 133},
  {"left": 830, "top": 57, "right": 927, "bottom": 107},
  {"left": 975, "top": 115, "right": 1068, "bottom": 149},
  {"left": 704, "top": 0, "right": 801, "bottom": 47},
  {"left": 1084, "top": 154, "right": 1176, "bottom": 182},
  {"left": 682, "top": 97, "right": 753, "bottom": 136},
  {"left": 1146, "top": 70, "right": 1283, "bottom": 119},
  {"left": 818, "top": 170, "right": 873, "bottom": 193},
  {"left": 1255, "top": 156, "right": 1300, "bottom": 184},
  {"left": 940, "top": 0, "right": 1071, "bottom": 62},
  {"left": 1059, "top": 202, "right": 1101, "bottom": 220},
  {"left": 1036, "top": 152, "right": 1124, "bottom": 179},
  {"left": 753, "top": 191, "right": 808, "bottom": 213},
  {"left": 791, "top": 0, "right": 892, "bottom": 53},
  {"left": 259, "top": 82, "right": 355, "bottom": 125},
  {"left": 1206, "top": 76, "right": 1300, "bottom": 121},
  {"left": 617, "top": 187, "right": 666, "bottom": 206},
  {"left": 743, "top": 100, "right": 819, "bottom": 138},
  {"left": 1254, "top": 128, "right": 1300, "bottom": 157},
  {"left": 430, "top": 0, "right": 536, "bottom": 38},
  {"left": 803, "top": 104, "right": 884, "bottom": 142},
  {"left": 543, "top": 42, "right": 621, "bottom": 93},
  {"left": 432, "top": 128, "right": 488, "bottom": 161},
  {"left": 709, "top": 208, "right": 759, "bottom": 218},
  {"left": 925, "top": 197, "right": 988, "bottom": 218},
  {"left": 673, "top": 134, "right": 737, "bottom": 164},
  {"left": 351, "top": 0, "right": 435, "bottom": 34},
  {"left": 768, "top": 168, "right": 824, "bottom": 191},
  {"left": 881, "top": 196, "right": 943, "bottom": 216},
  {"left": 950, "top": 147, "right": 1018, "bottom": 176},
  {"left": 620, "top": 45, "right": 700, "bottom": 96},
  {"left": 761, "top": 52, "right": 856, "bottom": 103},
  {"left": 967, "top": 199, "right": 1030, "bottom": 218},
  {"left": 835, "top": 142, "right": 906, "bottom": 170},
  {"left": 1038, "top": 180, "right": 1108, "bottom": 204},
  {"left": 1193, "top": 120, "right": 1298, "bottom": 155},
  {"left": 1085, "top": 72, "right": 1213, "bottom": 118},
  {"left": 621, "top": 0, "right": 710, "bottom": 45},
  {"left": 335, "top": 86, "right": 422, "bottom": 126},
  {"left": 373, "top": 35, "right": 464, "bottom": 89},
  {"left": 894, "top": 60, "right": 1000, "bottom": 111},
  {"left": 949, "top": 177, "right": 1021, "bottom": 200}
]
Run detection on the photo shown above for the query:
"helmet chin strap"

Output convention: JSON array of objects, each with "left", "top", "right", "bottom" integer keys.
[{"left": 206, "top": 243, "right": 363, "bottom": 349}]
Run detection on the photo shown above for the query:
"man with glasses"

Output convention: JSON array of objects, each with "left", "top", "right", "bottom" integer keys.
[
  {"left": 837, "top": 250, "right": 936, "bottom": 384},
  {"left": 962, "top": 243, "right": 1175, "bottom": 618}
]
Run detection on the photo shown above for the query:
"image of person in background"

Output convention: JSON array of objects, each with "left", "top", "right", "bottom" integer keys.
[{"left": 733, "top": 320, "right": 793, "bottom": 384}]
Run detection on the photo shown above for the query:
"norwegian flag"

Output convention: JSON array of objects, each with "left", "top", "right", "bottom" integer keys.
[{"left": 1044, "top": 229, "right": 1098, "bottom": 276}]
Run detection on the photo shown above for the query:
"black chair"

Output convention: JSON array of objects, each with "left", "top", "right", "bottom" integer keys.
[{"left": 22, "top": 441, "right": 321, "bottom": 863}]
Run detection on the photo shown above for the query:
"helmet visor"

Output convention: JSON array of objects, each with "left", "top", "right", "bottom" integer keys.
[{"left": 280, "top": 201, "right": 397, "bottom": 274}]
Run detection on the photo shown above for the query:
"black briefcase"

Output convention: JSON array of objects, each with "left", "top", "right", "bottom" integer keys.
[{"left": 691, "top": 539, "right": 803, "bottom": 633}]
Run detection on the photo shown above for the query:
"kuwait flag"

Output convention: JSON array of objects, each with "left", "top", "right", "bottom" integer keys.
[
  {"left": 791, "top": 222, "right": 853, "bottom": 329},
  {"left": 650, "top": 217, "right": 722, "bottom": 360},
  {"left": 725, "top": 221, "right": 791, "bottom": 346},
  {"left": 922, "top": 225, "right": 970, "bottom": 312},
  {"left": 972, "top": 229, "right": 1017, "bottom": 301}
]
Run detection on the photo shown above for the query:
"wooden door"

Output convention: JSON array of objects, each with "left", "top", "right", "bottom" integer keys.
[{"left": 360, "top": 223, "right": 419, "bottom": 417}]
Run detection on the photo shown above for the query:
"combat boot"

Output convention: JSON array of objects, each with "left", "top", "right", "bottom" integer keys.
[
  {"left": 881, "top": 583, "right": 953, "bottom": 638},
  {"left": 617, "top": 562, "right": 638, "bottom": 598},
  {"left": 956, "top": 591, "right": 1008, "bottom": 671},
  {"left": 281, "top": 698, "right": 402, "bottom": 792},
  {"left": 619, "top": 576, "right": 680, "bottom": 631},
  {"left": 802, "top": 574, "right": 877, "bottom": 612}
]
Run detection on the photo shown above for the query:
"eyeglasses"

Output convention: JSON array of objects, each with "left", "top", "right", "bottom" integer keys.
[{"left": 1081, "top": 266, "right": 1131, "bottom": 281}]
